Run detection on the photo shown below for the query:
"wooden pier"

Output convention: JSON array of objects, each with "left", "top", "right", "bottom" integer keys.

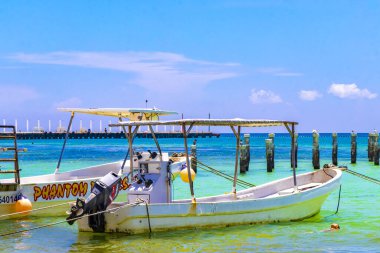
[{"left": 14, "top": 132, "right": 220, "bottom": 140}]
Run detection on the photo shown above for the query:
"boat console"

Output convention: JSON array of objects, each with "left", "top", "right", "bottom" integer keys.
[
  {"left": 127, "top": 151, "right": 172, "bottom": 204},
  {"left": 66, "top": 151, "right": 174, "bottom": 232}
]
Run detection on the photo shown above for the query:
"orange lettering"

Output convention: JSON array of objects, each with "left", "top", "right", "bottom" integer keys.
[
  {"left": 121, "top": 177, "right": 130, "bottom": 190},
  {"left": 78, "top": 182, "right": 88, "bottom": 196},
  {"left": 72, "top": 183, "right": 79, "bottom": 196},
  {"left": 34, "top": 186, "right": 42, "bottom": 201},
  {"left": 57, "top": 184, "right": 64, "bottom": 198},
  {"left": 64, "top": 183, "right": 71, "bottom": 198},
  {"left": 49, "top": 184, "right": 57, "bottom": 200},
  {"left": 42, "top": 185, "right": 50, "bottom": 200},
  {"left": 90, "top": 181, "right": 95, "bottom": 190}
]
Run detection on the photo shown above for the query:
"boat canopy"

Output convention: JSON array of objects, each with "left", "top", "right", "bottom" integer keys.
[
  {"left": 58, "top": 108, "right": 178, "bottom": 121},
  {"left": 110, "top": 118, "right": 298, "bottom": 128},
  {"left": 111, "top": 118, "right": 299, "bottom": 201}
]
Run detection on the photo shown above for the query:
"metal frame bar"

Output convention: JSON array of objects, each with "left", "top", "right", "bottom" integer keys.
[
  {"left": 119, "top": 116, "right": 129, "bottom": 140},
  {"left": 12, "top": 126, "right": 20, "bottom": 185},
  {"left": 284, "top": 123, "right": 291, "bottom": 135},
  {"left": 148, "top": 125, "right": 162, "bottom": 160},
  {"left": 128, "top": 125, "right": 134, "bottom": 177},
  {"left": 232, "top": 126, "right": 241, "bottom": 193},
  {"left": 120, "top": 126, "right": 140, "bottom": 173},
  {"left": 291, "top": 123, "right": 297, "bottom": 189},
  {"left": 55, "top": 112, "right": 75, "bottom": 174},
  {"left": 230, "top": 126, "right": 238, "bottom": 138},
  {"left": 182, "top": 123, "right": 196, "bottom": 203},
  {"left": 186, "top": 122, "right": 195, "bottom": 136}
]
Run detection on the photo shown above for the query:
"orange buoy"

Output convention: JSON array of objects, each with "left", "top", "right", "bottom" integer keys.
[
  {"left": 180, "top": 168, "right": 196, "bottom": 183},
  {"left": 15, "top": 197, "right": 33, "bottom": 214}
]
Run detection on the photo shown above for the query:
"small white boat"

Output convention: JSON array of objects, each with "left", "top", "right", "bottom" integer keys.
[
  {"left": 0, "top": 108, "right": 183, "bottom": 218},
  {"left": 68, "top": 119, "right": 342, "bottom": 234}
]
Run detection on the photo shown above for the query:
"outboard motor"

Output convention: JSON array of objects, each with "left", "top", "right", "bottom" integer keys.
[{"left": 66, "top": 172, "right": 121, "bottom": 232}]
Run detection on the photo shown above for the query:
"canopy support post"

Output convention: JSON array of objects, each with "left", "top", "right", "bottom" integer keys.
[
  {"left": 128, "top": 125, "right": 134, "bottom": 178},
  {"left": 231, "top": 125, "right": 241, "bottom": 194},
  {"left": 148, "top": 125, "right": 162, "bottom": 160},
  {"left": 182, "top": 123, "right": 196, "bottom": 203},
  {"left": 119, "top": 116, "right": 129, "bottom": 139},
  {"left": 55, "top": 112, "right": 75, "bottom": 174},
  {"left": 291, "top": 123, "right": 298, "bottom": 190},
  {"left": 120, "top": 126, "right": 139, "bottom": 173}
]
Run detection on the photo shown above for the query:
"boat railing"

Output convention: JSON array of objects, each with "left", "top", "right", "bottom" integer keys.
[{"left": 0, "top": 125, "right": 21, "bottom": 190}]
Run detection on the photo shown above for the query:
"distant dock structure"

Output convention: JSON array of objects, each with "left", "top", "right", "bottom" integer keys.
[
  {"left": 15, "top": 131, "right": 220, "bottom": 139},
  {"left": 2, "top": 108, "right": 220, "bottom": 139}
]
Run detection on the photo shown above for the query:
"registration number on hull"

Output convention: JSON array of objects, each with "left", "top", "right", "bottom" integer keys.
[{"left": 0, "top": 193, "right": 23, "bottom": 204}]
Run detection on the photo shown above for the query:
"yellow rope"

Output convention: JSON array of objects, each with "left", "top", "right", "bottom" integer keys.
[
  {"left": 0, "top": 201, "right": 74, "bottom": 219},
  {"left": 0, "top": 202, "right": 140, "bottom": 237}
]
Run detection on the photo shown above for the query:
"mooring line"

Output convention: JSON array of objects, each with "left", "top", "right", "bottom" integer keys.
[
  {"left": 0, "top": 201, "right": 75, "bottom": 219},
  {"left": 0, "top": 202, "right": 140, "bottom": 237},
  {"left": 196, "top": 159, "right": 255, "bottom": 188},
  {"left": 345, "top": 169, "right": 380, "bottom": 185}
]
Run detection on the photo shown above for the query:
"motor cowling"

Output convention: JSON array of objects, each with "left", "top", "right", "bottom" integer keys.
[{"left": 66, "top": 172, "right": 121, "bottom": 232}]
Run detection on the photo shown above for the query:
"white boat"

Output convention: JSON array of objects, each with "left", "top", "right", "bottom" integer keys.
[
  {"left": 0, "top": 108, "right": 185, "bottom": 218},
  {"left": 68, "top": 119, "right": 342, "bottom": 234}
]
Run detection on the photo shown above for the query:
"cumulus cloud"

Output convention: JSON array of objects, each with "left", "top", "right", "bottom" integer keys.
[
  {"left": 53, "top": 97, "right": 83, "bottom": 108},
  {"left": 328, "top": 83, "right": 377, "bottom": 99},
  {"left": 256, "top": 67, "right": 303, "bottom": 77},
  {"left": 298, "top": 90, "right": 322, "bottom": 101},
  {"left": 249, "top": 89, "right": 282, "bottom": 104},
  {"left": 9, "top": 51, "right": 240, "bottom": 92},
  {"left": 0, "top": 85, "right": 39, "bottom": 106}
]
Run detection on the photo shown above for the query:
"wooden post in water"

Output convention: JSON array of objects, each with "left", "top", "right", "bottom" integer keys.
[
  {"left": 244, "top": 134, "right": 250, "bottom": 171},
  {"left": 332, "top": 133, "right": 338, "bottom": 166},
  {"left": 240, "top": 143, "right": 248, "bottom": 173},
  {"left": 291, "top": 133, "right": 298, "bottom": 168},
  {"left": 368, "top": 133, "right": 374, "bottom": 162},
  {"left": 269, "top": 133, "right": 275, "bottom": 169},
  {"left": 240, "top": 134, "right": 250, "bottom": 173},
  {"left": 266, "top": 139, "right": 274, "bottom": 172},
  {"left": 374, "top": 132, "right": 379, "bottom": 165},
  {"left": 312, "top": 130, "right": 320, "bottom": 170},
  {"left": 351, "top": 131, "right": 357, "bottom": 164},
  {"left": 191, "top": 140, "right": 197, "bottom": 173}
]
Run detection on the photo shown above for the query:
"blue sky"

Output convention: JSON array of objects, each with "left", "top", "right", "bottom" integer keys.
[{"left": 1, "top": 1, "right": 380, "bottom": 132}]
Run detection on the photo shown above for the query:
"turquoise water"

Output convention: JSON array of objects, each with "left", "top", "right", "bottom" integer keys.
[{"left": 1, "top": 134, "right": 379, "bottom": 252}]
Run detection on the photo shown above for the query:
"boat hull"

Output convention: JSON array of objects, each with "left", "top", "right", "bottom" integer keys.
[
  {"left": 77, "top": 168, "right": 342, "bottom": 234},
  {"left": 0, "top": 156, "right": 186, "bottom": 218}
]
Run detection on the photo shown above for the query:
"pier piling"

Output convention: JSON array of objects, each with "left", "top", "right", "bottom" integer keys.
[
  {"left": 240, "top": 144, "right": 248, "bottom": 173},
  {"left": 244, "top": 134, "right": 251, "bottom": 171},
  {"left": 332, "top": 133, "right": 338, "bottom": 166},
  {"left": 269, "top": 133, "right": 275, "bottom": 169},
  {"left": 290, "top": 133, "right": 298, "bottom": 168},
  {"left": 351, "top": 131, "right": 357, "bottom": 164},
  {"left": 240, "top": 134, "right": 251, "bottom": 173},
  {"left": 368, "top": 133, "right": 374, "bottom": 162},
  {"left": 312, "top": 130, "right": 320, "bottom": 170},
  {"left": 191, "top": 142, "right": 197, "bottom": 173},
  {"left": 374, "top": 133, "right": 379, "bottom": 166},
  {"left": 266, "top": 138, "right": 274, "bottom": 172}
]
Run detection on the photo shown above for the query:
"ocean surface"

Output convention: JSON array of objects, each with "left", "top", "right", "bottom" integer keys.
[{"left": 1, "top": 133, "right": 379, "bottom": 252}]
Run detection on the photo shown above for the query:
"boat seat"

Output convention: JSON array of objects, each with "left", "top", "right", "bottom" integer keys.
[
  {"left": 278, "top": 188, "right": 296, "bottom": 195},
  {"left": 298, "top": 182, "right": 322, "bottom": 191},
  {"left": 277, "top": 183, "right": 322, "bottom": 196},
  {"left": 237, "top": 192, "right": 255, "bottom": 200}
]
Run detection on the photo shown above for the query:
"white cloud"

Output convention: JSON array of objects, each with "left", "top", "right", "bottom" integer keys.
[
  {"left": 53, "top": 97, "right": 83, "bottom": 108},
  {"left": 299, "top": 90, "right": 322, "bottom": 101},
  {"left": 249, "top": 89, "right": 282, "bottom": 104},
  {"left": 328, "top": 83, "right": 377, "bottom": 99},
  {"left": 9, "top": 51, "right": 240, "bottom": 92},
  {"left": 256, "top": 67, "right": 303, "bottom": 77},
  {"left": 0, "top": 85, "right": 39, "bottom": 106}
]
